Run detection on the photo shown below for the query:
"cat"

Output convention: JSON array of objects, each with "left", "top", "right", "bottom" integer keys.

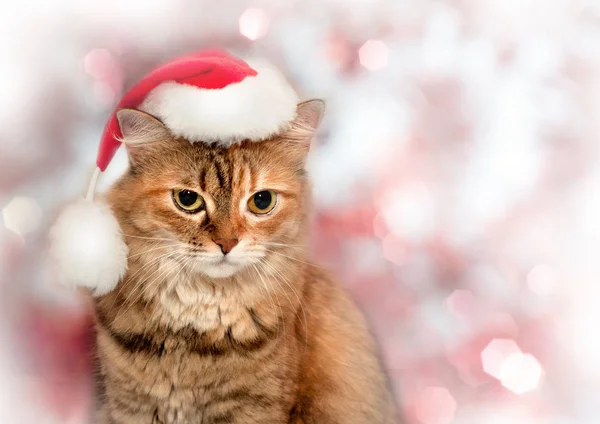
[{"left": 91, "top": 100, "right": 399, "bottom": 423}]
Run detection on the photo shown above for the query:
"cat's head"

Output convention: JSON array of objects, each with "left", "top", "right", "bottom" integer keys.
[{"left": 108, "top": 100, "right": 324, "bottom": 280}]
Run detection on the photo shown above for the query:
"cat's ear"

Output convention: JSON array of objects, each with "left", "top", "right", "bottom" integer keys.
[
  {"left": 282, "top": 99, "right": 325, "bottom": 162},
  {"left": 116, "top": 108, "right": 172, "bottom": 168},
  {"left": 295, "top": 99, "right": 325, "bottom": 131}
]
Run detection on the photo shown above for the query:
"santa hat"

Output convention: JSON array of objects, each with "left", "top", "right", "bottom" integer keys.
[{"left": 49, "top": 49, "right": 300, "bottom": 296}]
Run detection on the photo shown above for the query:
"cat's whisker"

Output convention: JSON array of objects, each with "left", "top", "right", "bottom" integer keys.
[
  {"left": 259, "top": 259, "right": 308, "bottom": 346},
  {"left": 258, "top": 247, "right": 311, "bottom": 345},
  {"left": 140, "top": 257, "right": 187, "bottom": 345},
  {"left": 121, "top": 233, "right": 175, "bottom": 242},
  {"left": 261, "top": 242, "right": 306, "bottom": 249},
  {"left": 127, "top": 243, "right": 185, "bottom": 259},
  {"left": 183, "top": 252, "right": 213, "bottom": 259},
  {"left": 250, "top": 263, "right": 285, "bottom": 339},
  {"left": 248, "top": 263, "right": 273, "bottom": 319},
  {"left": 145, "top": 255, "right": 188, "bottom": 329},
  {"left": 108, "top": 249, "right": 177, "bottom": 312},
  {"left": 118, "top": 250, "right": 184, "bottom": 309},
  {"left": 263, "top": 248, "right": 314, "bottom": 267},
  {"left": 130, "top": 252, "right": 186, "bottom": 306},
  {"left": 124, "top": 250, "right": 179, "bottom": 290},
  {"left": 117, "top": 251, "right": 187, "bottom": 321}
]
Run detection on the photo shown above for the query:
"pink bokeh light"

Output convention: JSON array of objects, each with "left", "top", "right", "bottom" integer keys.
[
  {"left": 239, "top": 8, "right": 269, "bottom": 41},
  {"left": 358, "top": 40, "right": 389, "bottom": 71},
  {"left": 446, "top": 289, "right": 477, "bottom": 318},
  {"left": 413, "top": 386, "right": 457, "bottom": 424},
  {"left": 83, "top": 48, "right": 123, "bottom": 106},
  {"left": 481, "top": 338, "right": 544, "bottom": 395},
  {"left": 499, "top": 352, "right": 543, "bottom": 395},
  {"left": 481, "top": 338, "right": 522, "bottom": 380}
]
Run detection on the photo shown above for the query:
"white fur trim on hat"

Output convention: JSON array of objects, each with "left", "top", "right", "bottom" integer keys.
[
  {"left": 139, "top": 60, "right": 299, "bottom": 146},
  {"left": 49, "top": 198, "right": 128, "bottom": 296}
]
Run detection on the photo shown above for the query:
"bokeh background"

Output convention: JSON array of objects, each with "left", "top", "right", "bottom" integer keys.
[{"left": 1, "top": 0, "right": 600, "bottom": 422}]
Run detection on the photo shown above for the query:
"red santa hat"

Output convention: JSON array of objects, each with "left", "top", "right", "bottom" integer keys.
[{"left": 49, "top": 49, "right": 300, "bottom": 295}]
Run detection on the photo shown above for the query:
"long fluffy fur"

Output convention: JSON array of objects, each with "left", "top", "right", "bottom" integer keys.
[{"left": 90, "top": 103, "right": 398, "bottom": 423}]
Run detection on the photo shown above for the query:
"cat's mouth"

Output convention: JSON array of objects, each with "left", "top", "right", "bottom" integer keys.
[
  {"left": 178, "top": 244, "right": 266, "bottom": 279},
  {"left": 185, "top": 254, "right": 246, "bottom": 279},
  {"left": 203, "top": 254, "right": 236, "bottom": 264},
  {"left": 182, "top": 251, "right": 237, "bottom": 263},
  {"left": 213, "top": 256, "right": 232, "bottom": 265}
]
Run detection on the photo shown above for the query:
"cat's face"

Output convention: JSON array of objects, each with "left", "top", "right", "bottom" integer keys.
[{"left": 110, "top": 102, "right": 322, "bottom": 280}]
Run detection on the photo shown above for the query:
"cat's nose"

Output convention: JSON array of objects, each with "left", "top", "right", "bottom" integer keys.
[{"left": 213, "top": 238, "right": 239, "bottom": 255}]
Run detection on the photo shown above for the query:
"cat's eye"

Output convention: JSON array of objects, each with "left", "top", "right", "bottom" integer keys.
[
  {"left": 248, "top": 190, "right": 278, "bottom": 215},
  {"left": 173, "top": 189, "right": 204, "bottom": 213}
]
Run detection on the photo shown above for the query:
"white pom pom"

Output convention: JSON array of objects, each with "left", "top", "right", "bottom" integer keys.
[{"left": 49, "top": 199, "right": 128, "bottom": 296}]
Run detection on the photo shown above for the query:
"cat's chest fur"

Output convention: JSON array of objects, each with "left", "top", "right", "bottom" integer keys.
[
  {"left": 96, "top": 276, "right": 295, "bottom": 423},
  {"left": 157, "top": 280, "right": 246, "bottom": 333}
]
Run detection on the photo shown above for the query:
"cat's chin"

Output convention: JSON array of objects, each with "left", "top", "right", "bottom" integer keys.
[{"left": 194, "top": 261, "right": 242, "bottom": 279}]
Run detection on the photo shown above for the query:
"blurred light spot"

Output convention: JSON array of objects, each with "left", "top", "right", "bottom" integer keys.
[
  {"left": 324, "top": 35, "right": 354, "bottom": 71},
  {"left": 84, "top": 48, "right": 123, "bottom": 106},
  {"left": 84, "top": 48, "right": 117, "bottom": 80},
  {"left": 481, "top": 338, "right": 521, "bottom": 379},
  {"left": 239, "top": 8, "right": 269, "bottom": 40},
  {"left": 499, "top": 352, "right": 543, "bottom": 394},
  {"left": 359, "top": 40, "right": 389, "bottom": 71},
  {"left": 481, "top": 339, "right": 544, "bottom": 394},
  {"left": 414, "top": 386, "right": 457, "bottom": 424},
  {"left": 527, "top": 264, "right": 557, "bottom": 296},
  {"left": 382, "top": 234, "right": 407, "bottom": 266},
  {"left": 381, "top": 183, "right": 435, "bottom": 244},
  {"left": 2, "top": 197, "right": 42, "bottom": 236},
  {"left": 446, "top": 289, "right": 477, "bottom": 318}
]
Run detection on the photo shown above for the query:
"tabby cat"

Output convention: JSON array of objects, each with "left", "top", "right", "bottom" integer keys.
[{"left": 92, "top": 100, "right": 398, "bottom": 423}]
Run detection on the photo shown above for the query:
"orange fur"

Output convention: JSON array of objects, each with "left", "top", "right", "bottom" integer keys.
[{"left": 91, "top": 102, "right": 399, "bottom": 423}]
